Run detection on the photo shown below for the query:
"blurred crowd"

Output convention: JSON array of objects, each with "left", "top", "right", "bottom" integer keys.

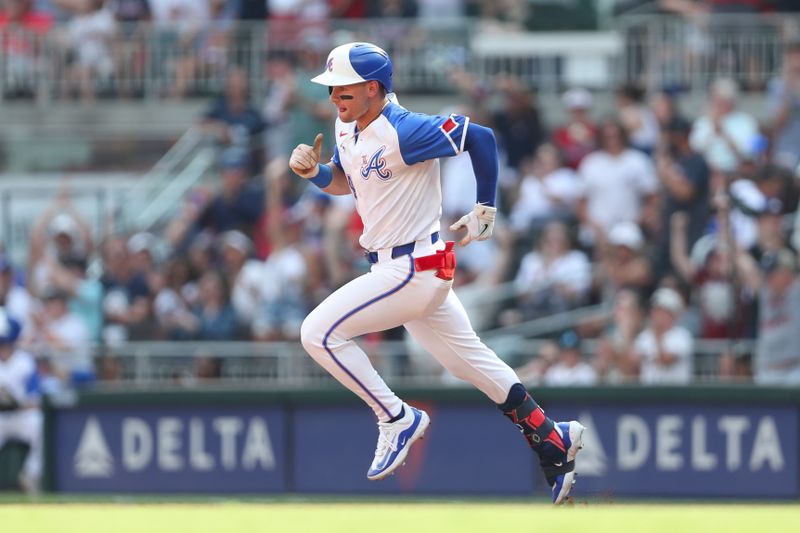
[
  {"left": 5, "top": 48, "right": 800, "bottom": 389},
  {"left": 2, "top": 1, "right": 800, "bottom": 392},
  {"left": 0, "top": 0, "right": 602, "bottom": 101}
]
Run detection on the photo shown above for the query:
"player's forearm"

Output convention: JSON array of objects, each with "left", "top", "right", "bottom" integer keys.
[{"left": 463, "top": 123, "right": 498, "bottom": 207}]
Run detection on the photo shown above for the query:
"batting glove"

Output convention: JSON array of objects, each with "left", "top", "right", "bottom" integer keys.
[{"left": 449, "top": 203, "right": 496, "bottom": 246}]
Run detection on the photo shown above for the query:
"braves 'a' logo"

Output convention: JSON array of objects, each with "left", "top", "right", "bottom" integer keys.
[{"left": 360, "top": 146, "right": 392, "bottom": 181}]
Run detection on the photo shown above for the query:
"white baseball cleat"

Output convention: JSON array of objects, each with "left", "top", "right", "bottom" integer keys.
[
  {"left": 543, "top": 421, "right": 585, "bottom": 505},
  {"left": 367, "top": 405, "right": 430, "bottom": 480}
]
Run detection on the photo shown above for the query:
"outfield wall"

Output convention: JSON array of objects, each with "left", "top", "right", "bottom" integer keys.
[{"left": 44, "top": 386, "right": 800, "bottom": 499}]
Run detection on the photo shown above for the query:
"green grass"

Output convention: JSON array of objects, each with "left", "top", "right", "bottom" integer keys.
[{"left": 0, "top": 501, "right": 799, "bottom": 533}]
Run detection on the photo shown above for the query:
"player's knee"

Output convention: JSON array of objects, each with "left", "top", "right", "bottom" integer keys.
[{"left": 300, "top": 314, "right": 324, "bottom": 355}]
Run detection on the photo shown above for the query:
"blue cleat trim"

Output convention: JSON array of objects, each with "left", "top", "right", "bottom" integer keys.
[
  {"left": 367, "top": 407, "right": 429, "bottom": 480},
  {"left": 545, "top": 421, "right": 585, "bottom": 505}
]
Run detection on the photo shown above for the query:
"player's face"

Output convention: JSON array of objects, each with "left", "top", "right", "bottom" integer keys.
[{"left": 329, "top": 82, "right": 373, "bottom": 123}]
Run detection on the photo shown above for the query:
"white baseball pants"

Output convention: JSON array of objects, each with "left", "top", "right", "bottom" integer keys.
[
  {"left": 301, "top": 240, "right": 519, "bottom": 421},
  {"left": 0, "top": 409, "right": 43, "bottom": 482}
]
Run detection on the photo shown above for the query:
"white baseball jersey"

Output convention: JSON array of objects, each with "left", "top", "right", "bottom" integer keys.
[
  {"left": 0, "top": 348, "right": 43, "bottom": 484},
  {"left": 0, "top": 349, "right": 39, "bottom": 406},
  {"left": 332, "top": 99, "right": 470, "bottom": 251}
]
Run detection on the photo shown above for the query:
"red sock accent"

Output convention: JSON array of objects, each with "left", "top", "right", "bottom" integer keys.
[
  {"left": 527, "top": 407, "right": 546, "bottom": 428},
  {"left": 544, "top": 429, "right": 566, "bottom": 452}
]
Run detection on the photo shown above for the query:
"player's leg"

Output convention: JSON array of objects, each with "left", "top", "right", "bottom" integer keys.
[
  {"left": 4, "top": 410, "right": 43, "bottom": 492},
  {"left": 404, "top": 290, "right": 585, "bottom": 503},
  {"left": 300, "top": 256, "right": 440, "bottom": 479}
]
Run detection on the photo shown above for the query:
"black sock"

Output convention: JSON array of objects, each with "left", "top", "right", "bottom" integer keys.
[
  {"left": 387, "top": 406, "right": 405, "bottom": 423},
  {"left": 498, "top": 383, "right": 560, "bottom": 452}
]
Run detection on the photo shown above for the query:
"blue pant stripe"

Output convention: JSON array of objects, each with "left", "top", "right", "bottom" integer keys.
[{"left": 322, "top": 255, "right": 415, "bottom": 418}]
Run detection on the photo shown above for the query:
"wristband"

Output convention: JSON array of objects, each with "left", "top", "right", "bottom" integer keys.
[{"left": 309, "top": 164, "right": 333, "bottom": 189}]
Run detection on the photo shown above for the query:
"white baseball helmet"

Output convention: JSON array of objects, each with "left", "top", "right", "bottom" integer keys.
[{"left": 311, "top": 42, "right": 393, "bottom": 92}]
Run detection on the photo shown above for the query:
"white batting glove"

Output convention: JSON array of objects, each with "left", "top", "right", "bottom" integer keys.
[
  {"left": 449, "top": 203, "right": 497, "bottom": 246},
  {"left": 289, "top": 133, "right": 323, "bottom": 179}
]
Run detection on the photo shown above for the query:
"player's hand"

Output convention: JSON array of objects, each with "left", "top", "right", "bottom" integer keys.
[
  {"left": 449, "top": 203, "right": 497, "bottom": 246},
  {"left": 289, "top": 133, "right": 323, "bottom": 179}
]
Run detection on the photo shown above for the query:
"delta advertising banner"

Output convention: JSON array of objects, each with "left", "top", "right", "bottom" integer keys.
[
  {"left": 53, "top": 406, "right": 287, "bottom": 493},
  {"left": 51, "top": 400, "right": 799, "bottom": 497}
]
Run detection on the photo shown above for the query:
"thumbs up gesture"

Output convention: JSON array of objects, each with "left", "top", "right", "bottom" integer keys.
[{"left": 289, "top": 133, "right": 324, "bottom": 179}]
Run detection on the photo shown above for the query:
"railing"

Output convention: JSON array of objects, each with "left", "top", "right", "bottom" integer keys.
[
  {"left": 117, "top": 126, "right": 215, "bottom": 234},
  {"left": 616, "top": 12, "right": 796, "bottom": 93},
  {"left": 0, "top": 18, "right": 625, "bottom": 103},
  {"left": 3, "top": 14, "right": 797, "bottom": 104},
  {"left": 87, "top": 335, "right": 755, "bottom": 389}
]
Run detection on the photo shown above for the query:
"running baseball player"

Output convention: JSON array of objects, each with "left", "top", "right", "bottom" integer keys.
[
  {"left": 0, "top": 308, "right": 42, "bottom": 493},
  {"left": 289, "top": 42, "right": 585, "bottom": 504}
]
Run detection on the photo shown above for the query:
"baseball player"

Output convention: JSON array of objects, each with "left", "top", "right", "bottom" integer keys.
[
  {"left": 289, "top": 42, "right": 585, "bottom": 504},
  {"left": 0, "top": 308, "right": 42, "bottom": 493}
]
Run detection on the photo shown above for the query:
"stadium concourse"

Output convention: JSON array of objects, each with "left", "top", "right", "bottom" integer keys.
[{"left": 2, "top": 0, "right": 800, "bottom": 499}]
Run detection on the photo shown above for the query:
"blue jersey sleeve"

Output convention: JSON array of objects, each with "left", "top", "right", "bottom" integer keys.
[
  {"left": 390, "top": 108, "right": 470, "bottom": 165},
  {"left": 331, "top": 144, "right": 344, "bottom": 172}
]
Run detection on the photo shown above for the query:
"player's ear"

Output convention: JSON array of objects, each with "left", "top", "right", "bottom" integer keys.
[{"left": 367, "top": 80, "right": 380, "bottom": 97}]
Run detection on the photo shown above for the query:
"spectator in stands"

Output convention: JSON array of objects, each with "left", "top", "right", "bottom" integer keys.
[
  {"left": 366, "top": 0, "right": 417, "bottom": 17},
  {"left": 193, "top": 353, "right": 222, "bottom": 380},
  {"left": 99, "top": 235, "right": 152, "bottom": 344},
  {"left": 552, "top": 88, "right": 596, "bottom": 169},
  {"left": 261, "top": 53, "right": 295, "bottom": 162},
  {"left": 63, "top": 0, "right": 117, "bottom": 101},
  {"left": 194, "top": 147, "right": 265, "bottom": 236},
  {"left": 219, "top": 229, "right": 262, "bottom": 337},
  {"left": 593, "top": 289, "right": 646, "bottom": 384},
  {"left": 736, "top": 248, "right": 800, "bottom": 384},
  {"left": 251, "top": 165, "right": 309, "bottom": 340},
  {"left": 768, "top": 41, "right": 800, "bottom": 170},
  {"left": 595, "top": 221, "right": 654, "bottom": 301},
  {"left": 252, "top": 215, "right": 308, "bottom": 341},
  {"left": 653, "top": 117, "right": 710, "bottom": 278},
  {"left": 128, "top": 231, "right": 158, "bottom": 274},
  {"left": 509, "top": 143, "right": 582, "bottom": 235},
  {"left": 27, "top": 194, "right": 93, "bottom": 298},
  {"left": 40, "top": 253, "right": 103, "bottom": 342},
  {"left": 631, "top": 287, "right": 694, "bottom": 385},
  {"left": 491, "top": 75, "right": 545, "bottom": 171},
  {"left": 515, "top": 339, "right": 559, "bottom": 385},
  {"left": 512, "top": 221, "right": 592, "bottom": 321},
  {"left": 0, "top": 256, "right": 34, "bottom": 338},
  {"left": 24, "top": 286, "right": 94, "bottom": 386},
  {"left": 650, "top": 89, "right": 685, "bottom": 136},
  {"left": 161, "top": 0, "right": 235, "bottom": 98},
  {"left": 0, "top": 0, "right": 54, "bottom": 98},
  {"left": 109, "top": 0, "right": 152, "bottom": 98},
  {"left": 288, "top": 31, "right": 335, "bottom": 157},
  {"left": 576, "top": 120, "right": 659, "bottom": 245},
  {"left": 543, "top": 329, "right": 598, "bottom": 386},
  {"left": 201, "top": 65, "right": 266, "bottom": 172},
  {"left": 149, "top": 0, "right": 210, "bottom": 97},
  {"left": 689, "top": 78, "right": 759, "bottom": 175},
  {"left": 191, "top": 269, "right": 237, "bottom": 340},
  {"left": 671, "top": 206, "right": 748, "bottom": 340},
  {"left": 95, "top": 352, "right": 123, "bottom": 381},
  {"left": 183, "top": 231, "right": 213, "bottom": 305},
  {"left": 153, "top": 257, "right": 196, "bottom": 339},
  {"left": 616, "top": 84, "right": 660, "bottom": 154},
  {"left": 727, "top": 163, "right": 788, "bottom": 251}
]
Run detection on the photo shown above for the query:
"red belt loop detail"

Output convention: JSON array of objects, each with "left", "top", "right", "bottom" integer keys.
[{"left": 413, "top": 240, "right": 457, "bottom": 281}]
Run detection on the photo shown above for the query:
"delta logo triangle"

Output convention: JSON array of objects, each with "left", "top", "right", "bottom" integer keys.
[
  {"left": 574, "top": 412, "right": 607, "bottom": 476},
  {"left": 73, "top": 416, "right": 114, "bottom": 478}
]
